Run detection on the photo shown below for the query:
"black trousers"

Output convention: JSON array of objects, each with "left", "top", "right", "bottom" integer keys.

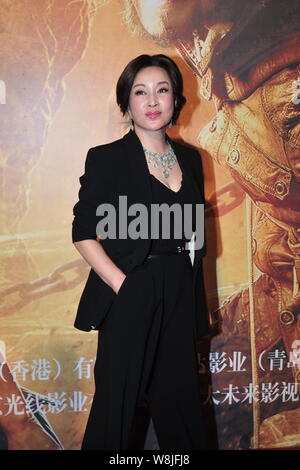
[{"left": 81, "top": 253, "right": 206, "bottom": 450}]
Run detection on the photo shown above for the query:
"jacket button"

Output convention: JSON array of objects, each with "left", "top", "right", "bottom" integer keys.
[
  {"left": 279, "top": 310, "right": 295, "bottom": 326},
  {"left": 275, "top": 181, "right": 287, "bottom": 197},
  {"left": 230, "top": 149, "right": 240, "bottom": 164}
]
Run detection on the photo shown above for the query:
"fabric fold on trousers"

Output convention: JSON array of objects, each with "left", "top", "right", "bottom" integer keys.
[{"left": 81, "top": 265, "right": 163, "bottom": 450}]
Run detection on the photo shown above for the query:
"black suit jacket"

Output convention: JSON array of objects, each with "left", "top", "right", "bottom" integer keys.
[{"left": 72, "top": 130, "right": 209, "bottom": 339}]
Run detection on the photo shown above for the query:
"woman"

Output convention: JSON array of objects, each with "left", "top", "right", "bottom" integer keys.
[{"left": 72, "top": 54, "right": 209, "bottom": 450}]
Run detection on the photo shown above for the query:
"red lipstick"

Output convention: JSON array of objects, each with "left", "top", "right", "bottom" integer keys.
[{"left": 146, "top": 111, "right": 161, "bottom": 120}]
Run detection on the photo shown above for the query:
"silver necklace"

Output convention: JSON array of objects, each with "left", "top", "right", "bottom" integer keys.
[{"left": 143, "top": 144, "right": 178, "bottom": 179}]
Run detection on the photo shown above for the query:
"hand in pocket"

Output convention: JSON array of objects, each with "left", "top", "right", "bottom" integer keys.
[{"left": 116, "top": 274, "right": 128, "bottom": 296}]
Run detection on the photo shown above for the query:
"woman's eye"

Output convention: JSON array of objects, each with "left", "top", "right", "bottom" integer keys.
[
  {"left": 158, "top": 88, "right": 169, "bottom": 93},
  {"left": 135, "top": 90, "right": 145, "bottom": 95}
]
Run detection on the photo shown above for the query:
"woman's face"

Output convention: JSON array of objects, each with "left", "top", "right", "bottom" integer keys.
[{"left": 128, "top": 66, "right": 175, "bottom": 135}]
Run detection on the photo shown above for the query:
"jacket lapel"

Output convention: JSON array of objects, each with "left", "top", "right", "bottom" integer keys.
[
  {"left": 168, "top": 137, "right": 206, "bottom": 265},
  {"left": 120, "top": 130, "right": 204, "bottom": 267},
  {"left": 120, "top": 130, "right": 152, "bottom": 266},
  {"left": 168, "top": 137, "right": 203, "bottom": 205},
  {"left": 121, "top": 130, "right": 152, "bottom": 204}
]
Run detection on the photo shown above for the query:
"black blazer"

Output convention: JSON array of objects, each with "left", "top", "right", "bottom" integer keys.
[{"left": 72, "top": 130, "right": 209, "bottom": 340}]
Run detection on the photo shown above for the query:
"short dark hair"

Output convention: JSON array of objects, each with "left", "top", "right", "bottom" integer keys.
[{"left": 116, "top": 54, "right": 186, "bottom": 124}]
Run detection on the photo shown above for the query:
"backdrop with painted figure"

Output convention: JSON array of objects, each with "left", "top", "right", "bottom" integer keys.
[{"left": 0, "top": 0, "right": 299, "bottom": 449}]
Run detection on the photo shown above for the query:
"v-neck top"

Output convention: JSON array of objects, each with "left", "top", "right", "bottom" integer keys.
[{"left": 149, "top": 168, "right": 197, "bottom": 253}]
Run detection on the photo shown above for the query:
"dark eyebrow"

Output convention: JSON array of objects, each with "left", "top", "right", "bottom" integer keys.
[{"left": 132, "top": 80, "right": 170, "bottom": 89}]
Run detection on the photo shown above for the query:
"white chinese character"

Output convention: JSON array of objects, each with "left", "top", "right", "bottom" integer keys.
[
  {"left": 74, "top": 357, "right": 95, "bottom": 380},
  {"left": 260, "top": 382, "right": 280, "bottom": 403},
  {"left": 197, "top": 352, "right": 208, "bottom": 374},
  {"left": 10, "top": 360, "right": 30, "bottom": 382},
  {"left": 30, "top": 359, "right": 52, "bottom": 381},
  {"left": 241, "top": 383, "right": 260, "bottom": 404},
  {"left": 288, "top": 340, "right": 300, "bottom": 369},
  {"left": 281, "top": 382, "right": 299, "bottom": 402},
  {"left": 5, "top": 394, "right": 26, "bottom": 416},
  {"left": 45, "top": 392, "right": 68, "bottom": 414},
  {"left": 267, "top": 349, "right": 287, "bottom": 371},
  {"left": 211, "top": 389, "right": 221, "bottom": 405},
  {"left": 228, "top": 351, "right": 247, "bottom": 372},
  {"left": 25, "top": 393, "right": 46, "bottom": 415},
  {"left": 209, "top": 352, "right": 227, "bottom": 374},
  {"left": 68, "top": 391, "right": 89, "bottom": 412},
  {"left": 220, "top": 384, "right": 240, "bottom": 404},
  {"left": 202, "top": 384, "right": 214, "bottom": 406}
]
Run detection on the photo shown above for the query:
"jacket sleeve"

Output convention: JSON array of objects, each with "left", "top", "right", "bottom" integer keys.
[
  {"left": 72, "top": 147, "right": 106, "bottom": 243},
  {"left": 191, "top": 148, "right": 210, "bottom": 338},
  {"left": 192, "top": 148, "right": 207, "bottom": 258}
]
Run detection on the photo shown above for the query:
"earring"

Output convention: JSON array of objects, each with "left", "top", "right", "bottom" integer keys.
[
  {"left": 130, "top": 119, "right": 134, "bottom": 131},
  {"left": 168, "top": 119, "right": 173, "bottom": 128}
]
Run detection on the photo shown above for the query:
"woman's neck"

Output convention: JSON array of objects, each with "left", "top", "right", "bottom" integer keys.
[{"left": 133, "top": 127, "right": 169, "bottom": 154}]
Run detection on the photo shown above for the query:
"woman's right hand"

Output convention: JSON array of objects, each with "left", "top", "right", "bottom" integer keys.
[{"left": 73, "top": 239, "right": 128, "bottom": 295}]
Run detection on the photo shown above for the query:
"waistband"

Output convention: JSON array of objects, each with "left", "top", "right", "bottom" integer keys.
[{"left": 146, "top": 245, "right": 190, "bottom": 260}]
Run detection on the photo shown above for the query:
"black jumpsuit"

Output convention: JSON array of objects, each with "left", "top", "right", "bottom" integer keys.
[{"left": 81, "top": 167, "right": 206, "bottom": 450}]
